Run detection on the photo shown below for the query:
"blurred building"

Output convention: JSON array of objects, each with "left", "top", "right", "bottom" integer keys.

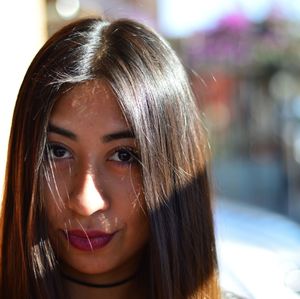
[{"left": 180, "top": 14, "right": 300, "bottom": 222}]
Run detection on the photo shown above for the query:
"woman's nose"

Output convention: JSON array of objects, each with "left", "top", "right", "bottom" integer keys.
[{"left": 68, "top": 172, "right": 110, "bottom": 216}]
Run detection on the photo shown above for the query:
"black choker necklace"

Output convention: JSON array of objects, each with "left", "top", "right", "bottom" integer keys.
[{"left": 61, "top": 272, "right": 137, "bottom": 288}]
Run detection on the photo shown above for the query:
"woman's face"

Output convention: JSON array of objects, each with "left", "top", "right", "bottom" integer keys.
[{"left": 44, "top": 80, "right": 149, "bottom": 282}]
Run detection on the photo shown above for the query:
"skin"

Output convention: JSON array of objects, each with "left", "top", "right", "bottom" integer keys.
[{"left": 44, "top": 80, "right": 149, "bottom": 299}]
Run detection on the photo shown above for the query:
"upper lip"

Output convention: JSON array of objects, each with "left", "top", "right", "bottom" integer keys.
[{"left": 66, "top": 229, "right": 114, "bottom": 238}]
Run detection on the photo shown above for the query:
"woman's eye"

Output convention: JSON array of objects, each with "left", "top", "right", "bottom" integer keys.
[
  {"left": 46, "top": 144, "right": 72, "bottom": 160},
  {"left": 109, "top": 148, "right": 139, "bottom": 164}
]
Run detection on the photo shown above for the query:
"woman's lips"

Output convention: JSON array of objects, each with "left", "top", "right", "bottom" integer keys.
[{"left": 64, "top": 230, "right": 115, "bottom": 251}]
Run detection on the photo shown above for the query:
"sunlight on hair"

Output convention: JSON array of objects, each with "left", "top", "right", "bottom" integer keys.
[
  {"left": 42, "top": 162, "right": 65, "bottom": 214},
  {"left": 96, "top": 214, "right": 116, "bottom": 233},
  {"left": 75, "top": 219, "right": 93, "bottom": 251},
  {"left": 32, "top": 239, "right": 57, "bottom": 279},
  {"left": 64, "top": 223, "right": 70, "bottom": 251}
]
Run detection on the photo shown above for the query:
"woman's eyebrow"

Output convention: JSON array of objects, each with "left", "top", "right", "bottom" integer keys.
[
  {"left": 48, "top": 123, "right": 134, "bottom": 143},
  {"left": 102, "top": 130, "right": 135, "bottom": 143},
  {"left": 48, "top": 123, "right": 77, "bottom": 140}
]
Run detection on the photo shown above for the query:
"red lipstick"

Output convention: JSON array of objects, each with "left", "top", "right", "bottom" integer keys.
[{"left": 65, "top": 230, "right": 115, "bottom": 251}]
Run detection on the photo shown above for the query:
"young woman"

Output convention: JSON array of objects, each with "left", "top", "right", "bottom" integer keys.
[{"left": 0, "top": 18, "right": 220, "bottom": 299}]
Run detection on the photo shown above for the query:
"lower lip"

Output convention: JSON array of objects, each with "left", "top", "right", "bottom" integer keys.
[{"left": 64, "top": 232, "right": 115, "bottom": 251}]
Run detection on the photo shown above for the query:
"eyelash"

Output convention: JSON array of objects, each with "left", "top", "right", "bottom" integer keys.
[
  {"left": 44, "top": 143, "right": 140, "bottom": 166},
  {"left": 45, "top": 143, "right": 73, "bottom": 161},
  {"left": 108, "top": 146, "right": 140, "bottom": 165}
]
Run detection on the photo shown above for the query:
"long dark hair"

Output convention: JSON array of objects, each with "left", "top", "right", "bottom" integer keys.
[{"left": 0, "top": 18, "right": 220, "bottom": 299}]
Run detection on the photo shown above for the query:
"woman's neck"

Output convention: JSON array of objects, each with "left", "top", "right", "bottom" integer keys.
[
  {"left": 61, "top": 253, "right": 148, "bottom": 299},
  {"left": 64, "top": 277, "right": 144, "bottom": 299},
  {"left": 62, "top": 266, "right": 147, "bottom": 299}
]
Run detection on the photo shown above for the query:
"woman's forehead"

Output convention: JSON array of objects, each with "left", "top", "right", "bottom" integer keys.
[
  {"left": 55, "top": 81, "right": 115, "bottom": 111},
  {"left": 49, "top": 80, "right": 128, "bottom": 130}
]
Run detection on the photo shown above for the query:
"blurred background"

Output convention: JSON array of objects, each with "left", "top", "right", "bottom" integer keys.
[{"left": 2, "top": 0, "right": 300, "bottom": 224}]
